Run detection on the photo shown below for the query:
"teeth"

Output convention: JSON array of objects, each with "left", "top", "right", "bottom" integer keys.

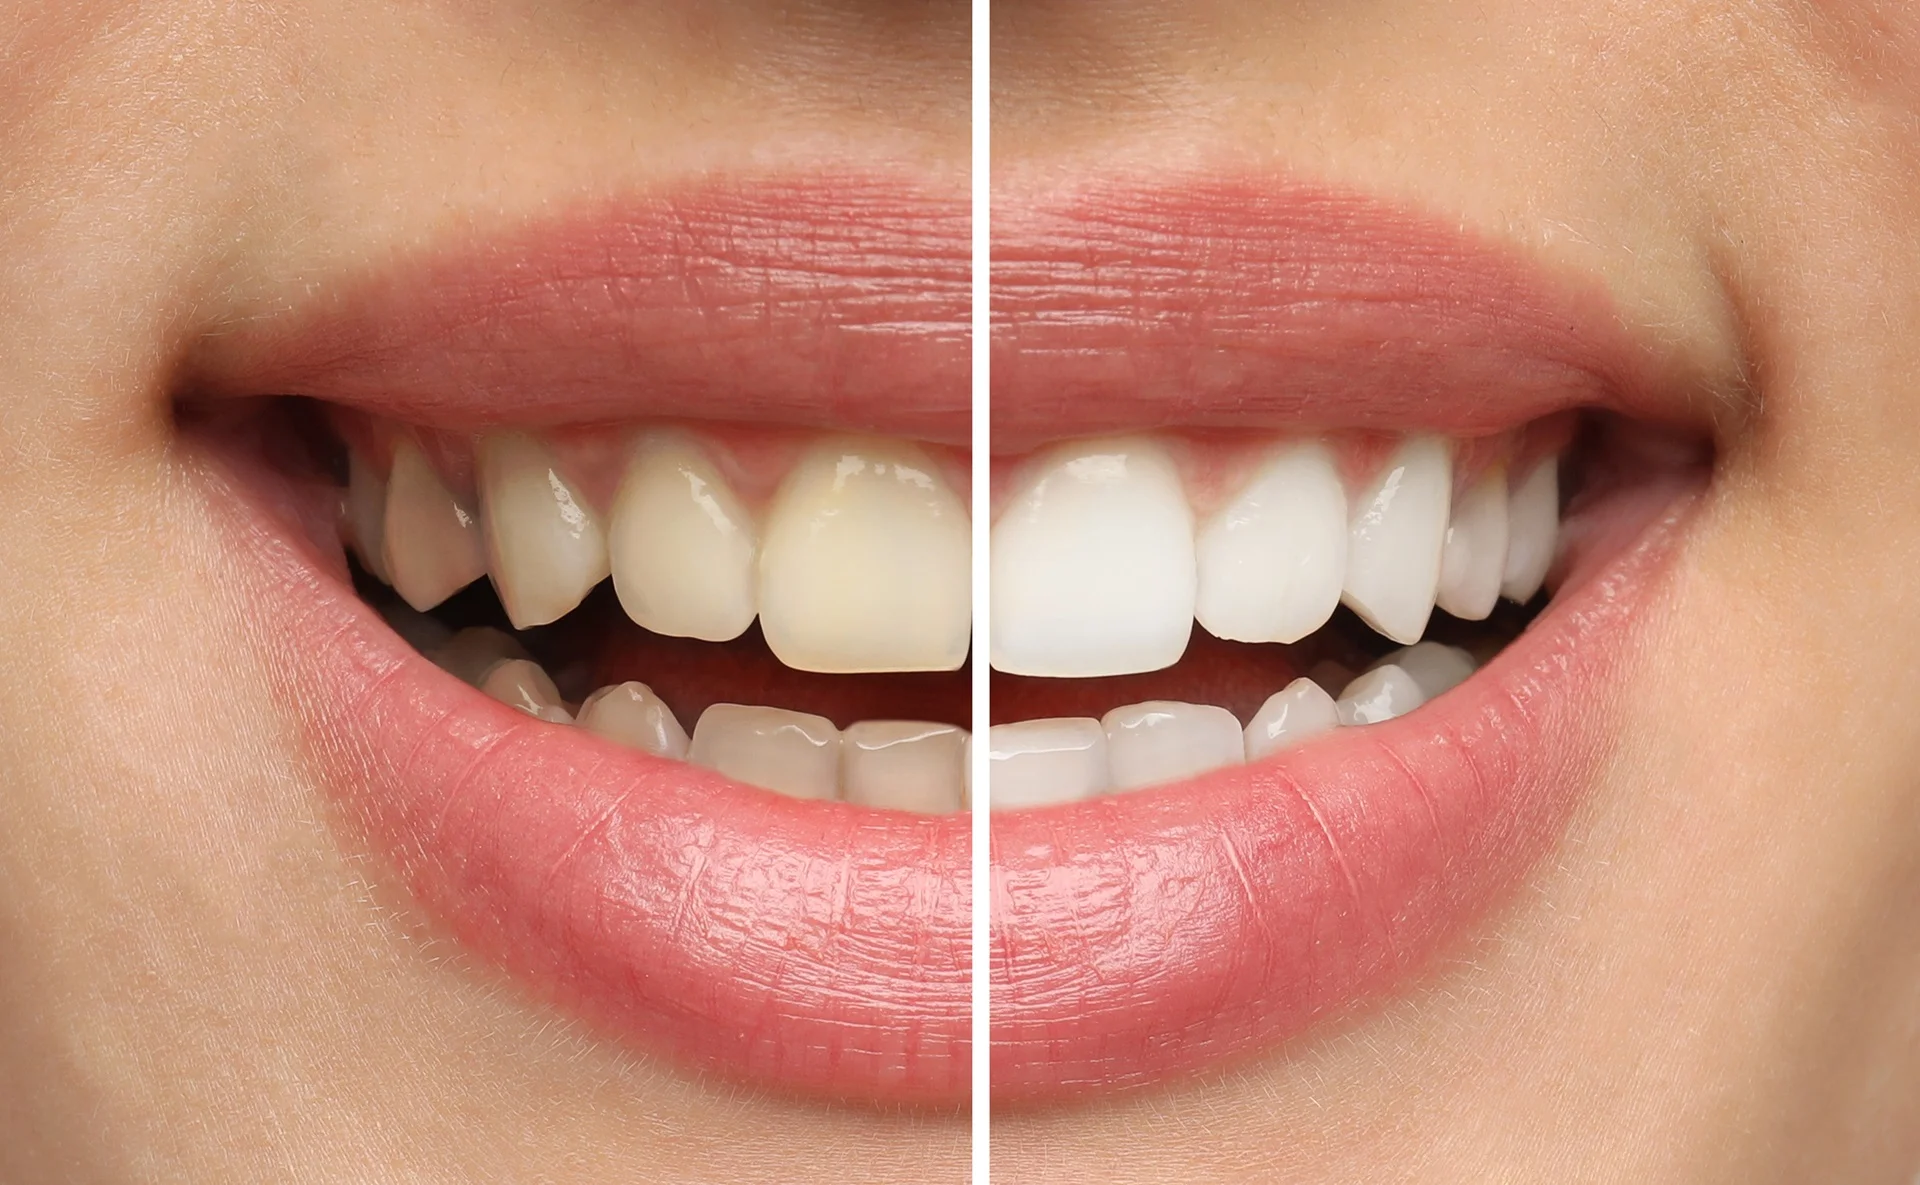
[
  {"left": 1375, "top": 641, "right": 1476, "bottom": 699},
  {"left": 1435, "top": 464, "right": 1509, "bottom": 621},
  {"left": 1102, "top": 701, "right": 1245, "bottom": 792},
  {"left": 577, "top": 682, "right": 689, "bottom": 758},
  {"left": 758, "top": 439, "right": 970, "bottom": 674},
  {"left": 1342, "top": 435, "right": 1453, "bottom": 645},
  {"left": 1336, "top": 664, "right": 1427, "bottom": 726},
  {"left": 475, "top": 432, "right": 610, "bottom": 629},
  {"left": 608, "top": 434, "right": 758, "bottom": 643},
  {"left": 986, "top": 718, "right": 1109, "bottom": 810},
  {"left": 841, "top": 721, "right": 969, "bottom": 814},
  {"left": 429, "top": 626, "right": 531, "bottom": 686},
  {"left": 1195, "top": 441, "right": 1347, "bottom": 644},
  {"left": 382, "top": 440, "right": 487, "bottom": 612},
  {"left": 479, "top": 658, "right": 574, "bottom": 724},
  {"left": 1244, "top": 677, "right": 1341, "bottom": 760},
  {"left": 1501, "top": 458, "right": 1559, "bottom": 603},
  {"left": 345, "top": 450, "right": 391, "bottom": 583},
  {"left": 688, "top": 704, "right": 841, "bottom": 799},
  {"left": 992, "top": 438, "right": 1195, "bottom": 678},
  {"left": 381, "top": 603, "right": 453, "bottom": 655}
]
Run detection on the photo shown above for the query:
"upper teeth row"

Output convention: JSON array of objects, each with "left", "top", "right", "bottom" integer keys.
[{"left": 991, "top": 435, "right": 1559, "bottom": 679}]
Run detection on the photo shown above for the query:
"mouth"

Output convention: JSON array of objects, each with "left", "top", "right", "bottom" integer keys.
[
  {"left": 986, "top": 180, "right": 1730, "bottom": 1102},
  {"left": 174, "top": 178, "right": 975, "bottom": 1105}
]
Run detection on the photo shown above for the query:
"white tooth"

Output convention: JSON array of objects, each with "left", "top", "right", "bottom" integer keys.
[
  {"left": 1336, "top": 664, "right": 1427, "bottom": 726},
  {"left": 986, "top": 718, "right": 1109, "bottom": 811},
  {"left": 475, "top": 432, "right": 609, "bottom": 629},
  {"left": 1501, "top": 458, "right": 1559, "bottom": 603},
  {"left": 608, "top": 434, "right": 758, "bottom": 643},
  {"left": 992, "top": 438, "right": 1195, "bottom": 677},
  {"left": 430, "top": 626, "right": 531, "bottom": 686},
  {"left": 1435, "top": 464, "right": 1509, "bottom": 621},
  {"left": 757, "top": 439, "right": 970, "bottom": 674},
  {"left": 345, "top": 450, "right": 391, "bottom": 583},
  {"left": 1101, "top": 701, "right": 1245, "bottom": 792},
  {"left": 1373, "top": 641, "right": 1476, "bottom": 700},
  {"left": 1245, "top": 678, "right": 1341, "bottom": 760},
  {"left": 841, "top": 721, "right": 968, "bottom": 814},
  {"left": 382, "top": 440, "right": 486, "bottom": 612},
  {"left": 1195, "top": 441, "right": 1347, "bottom": 644},
  {"left": 577, "top": 681, "right": 689, "bottom": 759},
  {"left": 687, "top": 704, "right": 841, "bottom": 799},
  {"left": 1342, "top": 435, "right": 1453, "bottom": 645},
  {"left": 479, "top": 658, "right": 573, "bottom": 725}
]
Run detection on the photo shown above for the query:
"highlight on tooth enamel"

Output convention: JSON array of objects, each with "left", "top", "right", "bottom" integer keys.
[
  {"left": 577, "top": 681, "right": 689, "bottom": 759},
  {"left": 1501, "top": 457, "right": 1559, "bottom": 603},
  {"left": 987, "top": 718, "right": 1110, "bottom": 811},
  {"left": 1102, "top": 701, "right": 1245, "bottom": 792},
  {"left": 991, "top": 438, "right": 1196, "bottom": 678},
  {"left": 479, "top": 659, "right": 574, "bottom": 725},
  {"left": 345, "top": 450, "right": 391, "bottom": 584},
  {"left": 609, "top": 434, "right": 758, "bottom": 643},
  {"left": 1436, "top": 463, "right": 1510, "bottom": 621},
  {"left": 688, "top": 704, "right": 841, "bottom": 800},
  {"left": 1244, "top": 678, "right": 1341, "bottom": 760},
  {"left": 1342, "top": 435, "right": 1453, "bottom": 645},
  {"left": 1336, "top": 664, "right": 1427, "bottom": 726},
  {"left": 1376, "top": 641, "right": 1476, "bottom": 700},
  {"left": 475, "top": 432, "right": 610, "bottom": 629},
  {"left": 840, "top": 721, "right": 968, "bottom": 814},
  {"left": 1195, "top": 440, "right": 1348, "bottom": 644},
  {"left": 382, "top": 440, "right": 487, "bottom": 612},
  {"left": 757, "top": 439, "right": 971, "bottom": 675}
]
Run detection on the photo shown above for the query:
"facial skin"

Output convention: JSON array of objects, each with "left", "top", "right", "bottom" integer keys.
[
  {"left": 0, "top": 4, "right": 965, "bottom": 1182},
  {"left": 994, "top": 2, "right": 1920, "bottom": 1182}
]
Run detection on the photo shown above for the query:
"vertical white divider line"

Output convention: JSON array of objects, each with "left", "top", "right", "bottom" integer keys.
[{"left": 969, "top": 0, "right": 990, "bottom": 1177}]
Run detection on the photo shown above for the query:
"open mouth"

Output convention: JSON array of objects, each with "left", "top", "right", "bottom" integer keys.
[{"left": 986, "top": 180, "right": 1727, "bottom": 1102}]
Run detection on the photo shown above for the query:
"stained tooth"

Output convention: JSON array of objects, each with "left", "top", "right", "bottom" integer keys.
[
  {"left": 479, "top": 658, "right": 574, "bottom": 725},
  {"left": 1336, "top": 664, "right": 1427, "bottom": 725},
  {"left": 1342, "top": 435, "right": 1452, "bottom": 645},
  {"left": 429, "top": 626, "right": 531, "bottom": 685},
  {"left": 687, "top": 704, "right": 841, "bottom": 799},
  {"left": 475, "top": 432, "right": 609, "bottom": 629},
  {"left": 1102, "top": 701, "right": 1245, "bottom": 792},
  {"left": 1501, "top": 458, "right": 1559, "bottom": 603},
  {"left": 608, "top": 434, "right": 757, "bottom": 643},
  {"left": 986, "top": 718, "right": 1109, "bottom": 811},
  {"left": 382, "top": 440, "right": 487, "bottom": 612},
  {"left": 1436, "top": 464, "right": 1509, "bottom": 621},
  {"left": 577, "top": 682, "right": 689, "bottom": 759},
  {"left": 1195, "top": 441, "right": 1347, "bottom": 644},
  {"left": 992, "top": 438, "right": 1195, "bottom": 677},
  {"left": 758, "top": 439, "right": 970, "bottom": 674},
  {"left": 1374, "top": 641, "right": 1476, "bottom": 700},
  {"left": 1245, "top": 678, "right": 1341, "bottom": 759},
  {"left": 841, "top": 721, "right": 968, "bottom": 814},
  {"left": 345, "top": 450, "right": 391, "bottom": 583}
]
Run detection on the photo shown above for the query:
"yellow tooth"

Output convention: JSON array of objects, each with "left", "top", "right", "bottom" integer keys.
[
  {"left": 608, "top": 434, "right": 758, "bottom": 642},
  {"left": 475, "top": 432, "right": 609, "bottom": 629},
  {"left": 383, "top": 440, "right": 486, "bottom": 611}
]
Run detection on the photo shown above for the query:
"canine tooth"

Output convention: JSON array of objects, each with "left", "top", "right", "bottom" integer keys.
[
  {"left": 1336, "top": 665, "right": 1426, "bottom": 725},
  {"left": 476, "top": 432, "right": 609, "bottom": 629},
  {"left": 608, "top": 435, "right": 757, "bottom": 643},
  {"left": 841, "top": 721, "right": 968, "bottom": 814},
  {"left": 577, "top": 682, "right": 689, "bottom": 759},
  {"left": 986, "top": 718, "right": 1109, "bottom": 811},
  {"left": 758, "top": 439, "right": 970, "bottom": 674},
  {"left": 1245, "top": 678, "right": 1341, "bottom": 759},
  {"left": 345, "top": 450, "right": 391, "bottom": 583},
  {"left": 1342, "top": 436, "right": 1452, "bottom": 645},
  {"left": 1436, "top": 464, "right": 1509, "bottom": 621},
  {"left": 479, "top": 659, "right": 573, "bottom": 725},
  {"left": 688, "top": 704, "right": 841, "bottom": 799},
  {"left": 1195, "top": 441, "right": 1347, "bottom": 644},
  {"left": 383, "top": 440, "right": 486, "bottom": 611},
  {"left": 430, "top": 626, "right": 531, "bottom": 686},
  {"left": 1102, "top": 701, "right": 1245, "bottom": 792},
  {"left": 1375, "top": 641, "right": 1476, "bottom": 699},
  {"left": 992, "top": 438, "right": 1194, "bottom": 677},
  {"left": 1501, "top": 458, "right": 1559, "bottom": 603}
]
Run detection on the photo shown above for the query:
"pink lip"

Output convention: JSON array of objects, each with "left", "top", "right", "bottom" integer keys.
[
  {"left": 190, "top": 178, "right": 973, "bottom": 1104},
  {"left": 989, "top": 180, "right": 1714, "bottom": 1100}
]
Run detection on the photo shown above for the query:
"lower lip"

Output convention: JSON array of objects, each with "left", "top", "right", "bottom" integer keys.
[{"left": 989, "top": 489, "right": 1695, "bottom": 1100}]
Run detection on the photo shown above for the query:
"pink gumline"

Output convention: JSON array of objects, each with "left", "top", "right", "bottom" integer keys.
[{"left": 988, "top": 491, "right": 1693, "bottom": 1100}]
